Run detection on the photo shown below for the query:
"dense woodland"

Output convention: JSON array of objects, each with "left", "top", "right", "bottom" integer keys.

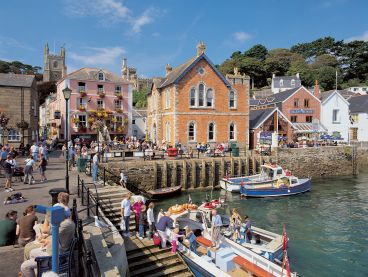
[{"left": 218, "top": 37, "right": 368, "bottom": 91}]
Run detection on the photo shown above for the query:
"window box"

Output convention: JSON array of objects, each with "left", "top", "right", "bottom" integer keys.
[
  {"left": 78, "top": 125, "right": 87, "bottom": 132},
  {"left": 98, "top": 92, "right": 105, "bottom": 98},
  {"left": 78, "top": 105, "right": 86, "bottom": 111},
  {"left": 115, "top": 92, "right": 123, "bottom": 99},
  {"left": 115, "top": 108, "right": 123, "bottom": 113},
  {"left": 72, "top": 118, "right": 80, "bottom": 124},
  {"left": 79, "top": 90, "right": 87, "bottom": 97}
]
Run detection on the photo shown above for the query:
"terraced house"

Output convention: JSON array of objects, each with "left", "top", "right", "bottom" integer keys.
[{"left": 147, "top": 42, "right": 250, "bottom": 148}]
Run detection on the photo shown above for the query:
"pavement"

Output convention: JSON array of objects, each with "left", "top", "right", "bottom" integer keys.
[{"left": 0, "top": 150, "right": 83, "bottom": 277}]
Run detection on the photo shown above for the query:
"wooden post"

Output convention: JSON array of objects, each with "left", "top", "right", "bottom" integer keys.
[
  {"left": 162, "top": 162, "right": 168, "bottom": 188},
  {"left": 191, "top": 161, "right": 196, "bottom": 188},
  {"left": 172, "top": 161, "right": 177, "bottom": 186},
  {"left": 211, "top": 160, "right": 216, "bottom": 187},
  {"left": 182, "top": 160, "right": 187, "bottom": 190},
  {"left": 220, "top": 158, "right": 225, "bottom": 178},
  {"left": 200, "top": 160, "right": 206, "bottom": 187},
  {"left": 153, "top": 162, "right": 158, "bottom": 189},
  {"left": 230, "top": 158, "right": 235, "bottom": 177}
]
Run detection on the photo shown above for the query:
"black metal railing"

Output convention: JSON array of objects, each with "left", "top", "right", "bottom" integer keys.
[{"left": 77, "top": 175, "right": 99, "bottom": 218}]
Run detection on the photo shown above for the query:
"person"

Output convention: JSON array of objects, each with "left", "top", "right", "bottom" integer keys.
[
  {"left": 184, "top": 226, "right": 197, "bottom": 254},
  {"left": 210, "top": 209, "right": 222, "bottom": 248},
  {"left": 68, "top": 146, "right": 75, "bottom": 169},
  {"left": 119, "top": 170, "right": 127, "bottom": 188},
  {"left": 38, "top": 154, "right": 47, "bottom": 182},
  {"left": 120, "top": 193, "right": 132, "bottom": 237},
  {"left": 243, "top": 215, "right": 252, "bottom": 243},
  {"left": 147, "top": 202, "right": 155, "bottom": 239},
  {"left": 20, "top": 216, "right": 75, "bottom": 277},
  {"left": 132, "top": 198, "right": 143, "bottom": 233},
  {"left": 54, "top": 192, "right": 71, "bottom": 217},
  {"left": 0, "top": 210, "right": 18, "bottom": 246},
  {"left": 92, "top": 153, "right": 100, "bottom": 184},
  {"left": 24, "top": 155, "right": 36, "bottom": 185},
  {"left": 157, "top": 209, "right": 164, "bottom": 223},
  {"left": 4, "top": 154, "right": 15, "bottom": 192},
  {"left": 30, "top": 142, "right": 39, "bottom": 162},
  {"left": 230, "top": 208, "right": 242, "bottom": 241},
  {"left": 138, "top": 205, "right": 147, "bottom": 239},
  {"left": 255, "top": 234, "right": 261, "bottom": 245},
  {"left": 16, "top": 206, "right": 38, "bottom": 246},
  {"left": 156, "top": 212, "right": 174, "bottom": 249},
  {"left": 171, "top": 228, "right": 184, "bottom": 253},
  {"left": 61, "top": 143, "right": 67, "bottom": 157}
]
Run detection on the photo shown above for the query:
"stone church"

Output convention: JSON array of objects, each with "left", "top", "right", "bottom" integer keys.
[{"left": 43, "top": 43, "right": 67, "bottom": 82}]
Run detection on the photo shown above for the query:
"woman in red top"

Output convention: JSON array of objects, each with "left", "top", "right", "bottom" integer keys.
[{"left": 132, "top": 198, "right": 143, "bottom": 233}]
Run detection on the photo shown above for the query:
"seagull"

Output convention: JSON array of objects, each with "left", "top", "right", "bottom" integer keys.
[{"left": 94, "top": 216, "right": 109, "bottom": 228}]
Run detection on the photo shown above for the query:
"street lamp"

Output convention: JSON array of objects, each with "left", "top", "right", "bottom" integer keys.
[{"left": 63, "top": 86, "right": 72, "bottom": 194}]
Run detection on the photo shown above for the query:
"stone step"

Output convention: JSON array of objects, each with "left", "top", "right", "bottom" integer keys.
[
  {"left": 94, "top": 186, "right": 130, "bottom": 195},
  {"left": 148, "top": 267, "right": 193, "bottom": 277},
  {"left": 128, "top": 250, "right": 177, "bottom": 271},
  {"left": 127, "top": 246, "right": 168, "bottom": 262},
  {"left": 129, "top": 256, "right": 186, "bottom": 277},
  {"left": 95, "top": 192, "right": 127, "bottom": 200}
]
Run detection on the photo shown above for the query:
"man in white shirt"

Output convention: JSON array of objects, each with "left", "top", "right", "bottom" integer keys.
[
  {"left": 24, "top": 156, "right": 36, "bottom": 185},
  {"left": 119, "top": 170, "right": 127, "bottom": 188},
  {"left": 30, "top": 143, "right": 39, "bottom": 162},
  {"left": 120, "top": 193, "right": 132, "bottom": 237}
]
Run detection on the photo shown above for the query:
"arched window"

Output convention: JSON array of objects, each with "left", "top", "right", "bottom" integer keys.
[
  {"left": 206, "top": 89, "right": 213, "bottom": 107},
  {"left": 165, "top": 89, "right": 170, "bottom": 109},
  {"left": 229, "top": 123, "right": 236, "bottom": 140},
  {"left": 165, "top": 122, "right": 170, "bottom": 141},
  {"left": 98, "top": 72, "right": 104, "bottom": 81},
  {"left": 188, "top": 122, "right": 196, "bottom": 142},
  {"left": 208, "top": 123, "right": 215, "bottom": 141},
  {"left": 190, "top": 88, "right": 196, "bottom": 107},
  {"left": 198, "top": 84, "right": 204, "bottom": 107},
  {"left": 229, "top": 91, "right": 236, "bottom": 108}
]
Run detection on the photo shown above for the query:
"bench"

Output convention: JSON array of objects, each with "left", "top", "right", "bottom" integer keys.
[
  {"left": 196, "top": 236, "right": 212, "bottom": 247},
  {"left": 233, "top": 255, "right": 275, "bottom": 277},
  {"left": 35, "top": 237, "right": 77, "bottom": 277}
]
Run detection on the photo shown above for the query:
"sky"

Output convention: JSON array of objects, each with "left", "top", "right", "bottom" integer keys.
[{"left": 0, "top": 0, "right": 368, "bottom": 78}]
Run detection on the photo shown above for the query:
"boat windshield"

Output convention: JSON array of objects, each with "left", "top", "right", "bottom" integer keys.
[{"left": 260, "top": 167, "right": 274, "bottom": 179}]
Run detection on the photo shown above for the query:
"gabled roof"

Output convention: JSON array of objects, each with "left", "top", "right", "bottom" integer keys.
[
  {"left": 272, "top": 75, "right": 301, "bottom": 89},
  {"left": 156, "top": 53, "right": 231, "bottom": 89},
  {"left": 0, "top": 73, "right": 35, "bottom": 87},
  {"left": 323, "top": 89, "right": 356, "bottom": 100},
  {"left": 249, "top": 107, "right": 277, "bottom": 129},
  {"left": 61, "top": 68, "right": 127, "bottom": 83},
  {"left": 320, "top": 90, "right": 350, "bottom": 105},
  {"left": 348, "top": 95, "right": 368, "bottom": 113}
]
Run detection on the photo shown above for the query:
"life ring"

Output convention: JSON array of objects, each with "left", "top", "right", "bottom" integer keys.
[
  {"left": 188, "top": 204, "right": 198, "bottom": 210},
  {"left": 203, "top": 200, "right": 219, "bottom": 209},
  {"left": 168, "top": 204, "right": 184, "bottom": 214}
]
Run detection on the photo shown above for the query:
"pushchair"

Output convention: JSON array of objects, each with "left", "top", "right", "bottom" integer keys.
[{"left": 13, "top": 166, "right": 25, "bottom": 182}]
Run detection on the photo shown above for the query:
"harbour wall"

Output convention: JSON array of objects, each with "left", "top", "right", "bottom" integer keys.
[{"left": 103, "top": 146, "right": 365, "bottom": 191}]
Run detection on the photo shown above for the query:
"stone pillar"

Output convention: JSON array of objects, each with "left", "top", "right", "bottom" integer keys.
[
  {"left": 172, "top": 162, "right": 177, "bottom": 186},
  {"left": 200, "top": 160, "right": 206, "bottom": 188},
  {"left": 182, "top": 160, "right": 187, "bottom": 190},
  {"left": 190, "top": 161, "right": 196, "bottom": 189},
  {"left": 153, "top": 162, "right": 158, "bottom": 189},
  {"left": 162, "top": 162, "right": 167, "bottom": 188}
]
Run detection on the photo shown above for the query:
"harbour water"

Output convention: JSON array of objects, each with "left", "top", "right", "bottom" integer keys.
[{"left": 156, "top": 170, "right": 368, "bottom": 277}]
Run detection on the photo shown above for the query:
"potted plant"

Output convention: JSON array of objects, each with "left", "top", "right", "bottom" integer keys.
[
  {"left": 98, "top": 92, "right": 105, "bottom": 98},
  {"left": 79, "top": 90, "right": 87, "bottom": 97},
  {"left": 117, "top": 126, "right": 124, "bottom": 133},
  {"left": 78, "top": 105, "right": 86, "bottom": 111},
  {"left": 87, "top": 117, "right": 95, "bottom": 124},
  {"left": 72, "top": 118, "right": 80, "bottom": 124},
  {"left": 111, "top": 117, "right": 117, "bottom": 123}
]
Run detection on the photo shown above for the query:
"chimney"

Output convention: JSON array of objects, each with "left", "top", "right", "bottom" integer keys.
[
  {"left": 121, "top": 58, "right": 128, "bottom": 79},
  {"left": 314, "top": 80, "right": 320, "bottom": 98},
  {"left": 296, "top": 73, "right": 300, "bottom": 78},
  {"left": 165, "top": 64, "right": 172, "bottom": 76},
  {"left": 196, "top": 41, "right": 206, "bottom": 56},
  {"left": 272, "top": 73, "right": 276, "bottom": 79}
]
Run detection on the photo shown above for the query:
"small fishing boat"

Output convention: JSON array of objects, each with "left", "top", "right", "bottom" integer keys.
[
  {"left": 147, "top": 185, "right": 182, "bottom": 198},
  {"left": 220, "top": 163, "right": 288, "bottom": 192},
  {"left": 240, "top": 177, "right": 311, "bottom": 198}
]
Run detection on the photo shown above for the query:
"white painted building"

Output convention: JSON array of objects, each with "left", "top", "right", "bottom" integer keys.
[
  {"left": 348, "top": 86, "right": 368, "bottom": 94},
  {"left": 132, "top": 109, "right": 147, "bottom": 139},
  {"left": 320, "top": 91, "right": 350, "bottom": 142},
  {"left": 348, "top": 95, "right": 368, "bottom": 142},
  {"left": 271, "top": 73, "right": 301, "bottom": 94}
]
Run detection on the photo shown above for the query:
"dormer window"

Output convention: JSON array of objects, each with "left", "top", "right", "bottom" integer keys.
[
  {"left": 291, "top": 79, "right": 295, "bottom": 87},
  {"left": 98, "top": 72, "right": 104, "bottom": 81},
  {"left": 279, "top": 79, "right": 284, "bottom": 87}
]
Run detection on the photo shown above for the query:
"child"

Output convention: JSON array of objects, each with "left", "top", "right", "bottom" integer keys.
[
  {"left": 138, "top": 205, "right": 147, "bottom": 239},
  {"left": 184, "top": 226, "right": 197, "bottom": 254},
  {"left": 171, "top": 228, "right": 184, "bottom": 253}
]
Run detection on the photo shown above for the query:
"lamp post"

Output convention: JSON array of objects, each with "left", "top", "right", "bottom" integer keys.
[{"left": 63, "top": 86, "right": 72, "bottom": 194}]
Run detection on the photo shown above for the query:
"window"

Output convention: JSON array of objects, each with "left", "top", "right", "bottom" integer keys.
[
  {"left": 97, "top": 99, "right": 104, "bottom": 109},
  {"left": 279, "top": 79, "right": 284, "bottom": 87},
  {"left": 115, "top": 86, "right": 121, "bottom": 93},
  {"left": 132, "top": 119, "right": 136, "bottom": 124},
  {"left": 351, "top": 114, "right": 359, "bottom": 123},
  {"left": 332, "top": 109, "right": 340, "bottom": 123},
  {"left": 291, "top": 116, "right": 297, "bottom": 123},
  {"left": 188, "top": 122, "right": 196, "bottom": 142},
  {"left": 116, "top": 116, "right": 123, "bottom": 128},
  {"left": 77, "top": 98, "right": 86, "bottom": 109},
  {"left": 229, "top": 91, "right": 236, "bottom": 108},
  {"left": 114, "top": 99, "right": 122, "bottom": 109},
  {"left": 198, "top": 67, "right": 205, "bottom": 75},
  {"left": 98, "top": 72, "right": 104, "bottom": 81},
  {"left": 229, "top": 123, "right": 236, "bottom": 140},
  {"left": 53, "top": 61, "right": 58, "bottom": 68},
  {"left": 291, "top": 79, "right": 295, "bottom": 87},
  {"left": 350, "top": 128, "right": 358, "bottom": 140},
  {"left": 198, "top": 84, "right": 204, "bottom": 107},
  {"left": 294, "top": 98, "right": 299, "bottom": 108},
  {"left": 304, "top": 99, "right": 310, "bottom": 108},
  {"left": 206, "top": 89, "right": 213, "bottom": 107},
  {"left": 75, "top": 115, "right": 86, "bottom": 128},
  {"left": 165, "top": 89, "right": 170, "bottom": 109},
  {"left": 97, "top": 84, "right": 104, "bottom": 93},
  {"left": 208, "top": 123, "right": 215, "bottom": 141},
  {"left": 306, "top": 116, "right": 313, "bottom": 123},
  {"left": 165, "top": 122, "right": 170, "bottom": 141},
  {"left": 8, "top": 129, "right": 21, "bottom": 141},
  {"left": 190, "top": 88, "right": 196, "bottom": 107},
  {"left": 78, "top": 82, "right": 86, "bottom": 92}
]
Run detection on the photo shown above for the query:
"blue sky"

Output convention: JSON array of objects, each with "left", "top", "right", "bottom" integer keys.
[{"left": 0, "top": 0, "right": 367, "bottom": 78}]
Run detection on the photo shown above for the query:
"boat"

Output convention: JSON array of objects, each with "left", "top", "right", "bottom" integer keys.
[
  {"left": 220, "top": 163, "right": 288, "bottom": 192},
  {"left": 147, "top": 185, "right": 182, "bottom": 198},
  {"left": 240, "top": 177, "right": 311, "bottom": 197},
  {"left": 169, "top": 208, "right": 295, "bottom": 277}
]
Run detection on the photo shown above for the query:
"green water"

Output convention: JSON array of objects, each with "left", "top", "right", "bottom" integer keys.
[{"left": 155, "top": 170, "right": 368, "bottom": 277}]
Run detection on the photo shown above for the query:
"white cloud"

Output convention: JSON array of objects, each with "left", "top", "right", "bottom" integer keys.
[
  {"left": 233, "top": 32, "right": 251, "bottom": 42},
  {"left": 346, "top": 31, "right": 368, "bottom": 42},
  {"left": 130, "top": 8, "right": 157, "bottom": 34},
  {"left": 69, "top": 47, "right": 125, "bottom": 66}
]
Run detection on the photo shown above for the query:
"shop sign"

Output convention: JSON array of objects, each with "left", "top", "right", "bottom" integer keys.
[{"left": 290, "top": 109, "right": 313, "bottom": 114}]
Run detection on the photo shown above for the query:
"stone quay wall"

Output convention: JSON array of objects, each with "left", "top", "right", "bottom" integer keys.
[{"left": 102, "top": 146, "right": 364, "bottom": 191}]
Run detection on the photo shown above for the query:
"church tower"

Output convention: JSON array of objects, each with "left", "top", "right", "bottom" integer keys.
[{"left": 43, "top": 42, "right": 67, "bottom": 82}]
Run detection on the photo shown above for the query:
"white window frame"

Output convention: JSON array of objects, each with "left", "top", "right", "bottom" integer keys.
[
  {"left": 97, "top": 84, "right": 104, "bottom": 93},
  {"left": 114, "top": 99, "right": 122, "bottom": 109},
  {"left": 8, "top": 129, "right": 21, "bottom": 142},
  {"left": 190, "top": 88, "right": 196, "bottom": 107},
  {"left": 77, "top": 98, "right": 87, "bottom": 109},
  {"left": 188, "top": 121, "right": 196, "bottom": 142},
  {"left": 291, "top": 79, "right": 295, "bottom": 87},
  {"left": 115, "top": 85, "right": 121, "bottom": 93},
  {"left": 332, "top": 109, "right": 340, "bottom": 123},
  {"left": 206, "top": 88, "right": 214, "bottom": 107},
  {"left": 97, "top": 99, "right": 104, "bottom": 109},
  {"left": 98, "top": 72, "right": 104, "bottom": 81},
  {"left": 198, "top": 83, "right": 205, "bottom": 107},
  {"left": 280, "top": 79, "right": 284, "bottom": 87},
  {"left": 208, "top": 122, "right": 215, "bottom": 141},
  {"left": 229, "top": 90, "right": 237, "bottom": 109}
]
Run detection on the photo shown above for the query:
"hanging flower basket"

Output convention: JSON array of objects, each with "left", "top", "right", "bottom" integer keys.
[
  {"left": 87, "top": 117, "right": 95, "bottom": 124},
  {"left": 98, "top": 92, "right": 105, "bottom": 98},
  {"left": 78, "top": 105, "right": 86, "bottom": 111},
  {"left": 111, "top": 117, "right": 117, "bottom": 123},
  {"left": 79, "top": 91, "right": 87, "bottom": 97},
  {"left": 72, "top": 118, "right": 80, "bottom": 124},
  {"left": 115, "top": 108, "right": 122, "bottom": 113},
  {"left": 16, "top": 120, "right": 29, "bottom": 130},
  {"left": 115, "top": 92, "right": 123, "bottom": 99},
  {"left": 117, "top": 126, "right": 124, "bottom": 133}
]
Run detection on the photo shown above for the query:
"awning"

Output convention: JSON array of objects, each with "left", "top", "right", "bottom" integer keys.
[{"left": 292, "top": 123, "right": 328, "bottom": 134}]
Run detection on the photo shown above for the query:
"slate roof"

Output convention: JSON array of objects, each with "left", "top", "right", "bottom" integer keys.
[
  {"left": 0, "top": 73, "right": 35, "bottom": 87},
  {"left": 249, "top": 99, "right": 260, "bottom": 106},
  {"left": 319, "top": 91, "right": 335, "bottom": 102},
  {"left": 348, "top": 95, "right": 368, "bottom": 113},
  {"left": 256, "top": 87, "right": 301, "bottom": 105},
  {"left": 273, "top": 75, "right": 301, "bottom": 89},
  {"left": 323, "top": 89, "right": 356, "bottom": 100},
  {"left": 63, "top": 68, "right": 125, "bottom": 83},
  {"left": 249, "top": 107, "right": 276, "bottom": 129},
  {"left": 132, "top": 109, "right": 147, "bottom": 117}
]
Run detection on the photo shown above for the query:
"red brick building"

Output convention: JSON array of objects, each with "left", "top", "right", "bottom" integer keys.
[{"left": 147, "top": 42, "right": 250, "bottom": 148}]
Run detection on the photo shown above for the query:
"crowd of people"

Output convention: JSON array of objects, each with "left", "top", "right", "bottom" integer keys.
[{"left": 0, "top": 192, "right": 75, "bottom": 277}]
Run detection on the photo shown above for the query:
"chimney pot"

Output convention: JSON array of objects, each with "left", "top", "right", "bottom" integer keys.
[
  {"left": 196, "top": 41, "right": 206, "bottom": 56},
  {"left": 165, "top": 64, "right": 172, "bottom": 76}
]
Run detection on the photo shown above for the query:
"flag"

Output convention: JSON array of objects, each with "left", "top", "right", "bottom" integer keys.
[{"left": 188, "top": 194, "right": 192, "bottom": 204}]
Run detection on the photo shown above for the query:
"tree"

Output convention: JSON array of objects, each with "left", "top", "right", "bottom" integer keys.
[
  {"left": 312, "top": 54, "right": 339, "bottom": 69},
  {"left": 239, "top": 57, "right": 267, "bottom": 87},
  {"left": 218, "top": 59, "right": 239, "bottom": 76},
  {"left": 244, "top": 44, "right": 268, "bottom": 61},
  {"left": 133, "top": 89, "right": 148, "bottom": 108},
  {"left": 315, "top": 66, "right": 339, "bottom": 91},
  {"left": 288, "top": 59, "right": 314, "bottom": 87},
  {"left": 264, "top": 48, "right": 302, "bottom": 76}
]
